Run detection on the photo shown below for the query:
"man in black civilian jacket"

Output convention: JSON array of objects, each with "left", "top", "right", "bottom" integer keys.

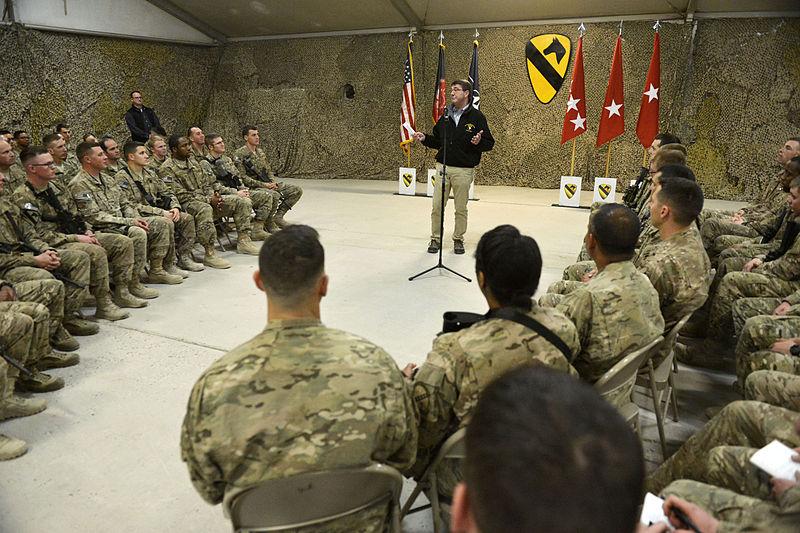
[{"left": 124, "top": 91, "right": 162, "bottom": 143}]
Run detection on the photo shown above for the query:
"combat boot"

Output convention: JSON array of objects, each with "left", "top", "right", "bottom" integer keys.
[
  {"left": 63, "top": 315, "right": 100, "bottom": 336},
  {"left": 203, "top": 245, "right": 231, "bottom": 269},
  {"left": 0, "top": 395, "right": 47, "bottom": 421},
  {"left": 0, "top": 435, "right": 27, "bottom": 460},
  {"left": 38, "top": 350, "right": 80, "bottom": 370},
  {"left": 95, "top": 290, "right": 130, "bottom": 321},
  {"left": 16, "top": 371, "right": 64, "bottom": 393},
  {"left": 266, "top": 220, "right": 282, "bottom": 233},
  {"left": 250, "top": 225, "right": 269, "bottom": 241},
  {"left": 114, "top": 285, "right": 149, "bottom": 308},
  {"left": 164, "top": 261, "right": 189, "bottom": 278},
  {"left": 177, "top": 252, "right": 204, "bottom": 272},
  {"left": 129, "top": 280, "right": 159, "bottom": 299},
  {"left": 51, "top": 325, "right": 79, "bottom": 352},
  {"left": 145, "top": 261, "right": 183, "bottom": 285},
  {"left": 236, "top": 234, "right": 261, "bottom": 255},
  {"left": 273, "top": 209, "right": 290, "bottom": 228}
]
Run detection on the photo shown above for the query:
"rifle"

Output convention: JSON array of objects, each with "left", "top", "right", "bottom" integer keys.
[
  {"left": 0, "top": 342, "right": 34, "bottom": 378},
  {"left": 622, "top": 167, "right": 650, "bottom": 207},
  {"left": 208, "top": 158, "right": 242, "bottom": 189},
  {"left": 21, "top": 187, "right": 88, "bottom": 235},
  {"left": 0, "top": 242, "right": 87, "bottom": 289},
  {"left": 240, "top": 155, "right": 287, "bottom": 209}
]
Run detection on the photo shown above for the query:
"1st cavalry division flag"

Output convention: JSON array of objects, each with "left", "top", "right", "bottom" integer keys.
[{"left": 526, "top": 34, "right": 572, "bottom": 104}]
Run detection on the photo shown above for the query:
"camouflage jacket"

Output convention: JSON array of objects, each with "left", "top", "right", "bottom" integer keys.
[
  {"left": 12, "top": 179, "right": 88, "bottom": 247},
  {"left": 53, "top": 156, "right": 80, "bottom": 184},
  {"left": 68, "top": 169, "right": 137, "bottom": 230},
  {"left": 410, "top": 304, "right": 580, "bottom": 482},
  {"left": 204, "top": 154, "right": 245, "bottom": 195},
  {"left": 756, "top": 215, "right": 800, "bottom": 281},
  {"left": 233, "top": 145, "right": 277, "bottom": 189},
  {"left": 0, "top": 197, "right": 52, "bottom": 273},
  {"left": 556, "top": 261, "right": 664, "bottom": 383},
  {"left": 158, "top": 157, "right": 216, "bottom": 206},
  {"left": 147, "top": 156, "right": 167, "bottom": 172},
  {"left": 181, "top": 318, "right": 418, "bottom": 510},
  {"left": 114, "top": 166, "right": 180, "bottom": 216},
  {"left": 636, "top": 226, "right": 711, "bottom": 328},
  {"left": 0, "top": 165, "right": 26, "bottom": 198}
]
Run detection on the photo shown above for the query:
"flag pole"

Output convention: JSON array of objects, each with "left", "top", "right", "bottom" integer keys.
[
  {"left": 605, "top": 142, "right": 613, "bottom": 177},
  {"left": 570, "top": 139, "right": 577, "bottom": 176},
  {"left": 641, "top": 147, "right": 647, "bottom": 167}
]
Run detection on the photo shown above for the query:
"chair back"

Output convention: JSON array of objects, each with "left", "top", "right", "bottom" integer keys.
[
  {"left": 595, "top": 336, "right": 663, "bottom": 402},
  {"left": 224, "top": 464, "right": 404, "bottom": 533},
  {"left": 663, "top": 313, "right": 692, "bottom": 349}
]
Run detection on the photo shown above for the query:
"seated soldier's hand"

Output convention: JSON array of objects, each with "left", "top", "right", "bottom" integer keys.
[
  {"left": 731, "top": 213, "right": 745, "bottom": 224},
  {"left": 134, "top": 218, "right": 150, "bottom": 231},
  {"left": 34, "top": 250, "right": 61, "bottom": 270},
  {"left": 75, "top": 234, "right": 95, "bottom": 244},
  {"left": 237, "top": 189, "right": 250, "bottom": 198},
  {"left": 636, "top": 523, "right": 670, "bottom": 533},
  {"left": 265, "top": 182, "right": 278, "bottom": 190},
  {"left": 209, "top": 193, "right": 223, "bottom": 209},
  {"left": 0, "top": 284, "right": 17, "bottom": 302},
  {"left": 401, "top": 363, "right": 417, "bottom": 379},
  {"left": 773, "top": 301, "right": 792, "bottom": 315},
  {"left": 663, "top": 496, "right": 719, "bottom": 533},
  {"left": 743, "top": 258, "right": 763, "bottom": 272},
  {"left": 770, "top": 338, "right": 797, "bottom": 354},
  {"left": 770, "top": 470, "right": 799, "bottom": 499},
  {"left": 581, "top": 269, "right": 598, "bottom": 283}
]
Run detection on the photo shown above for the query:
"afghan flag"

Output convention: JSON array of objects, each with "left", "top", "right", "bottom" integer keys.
[
  {"left": 432, "top": 42, "right": 447, "bottom": 123},
  {"left": 560, "top": 35, "right": 587, "bottom": 144},
  {"left": 400, "top": 40, "right": 417, "bottom": 155},
  {"left": 636, "top": 31, "right": 660, "bottom": 148},
  {"left": 596, "top": 35, "right": 625, "bottom": 147},
  {"left": 469, "top": 39, "right": 480, "bottom": 109}
]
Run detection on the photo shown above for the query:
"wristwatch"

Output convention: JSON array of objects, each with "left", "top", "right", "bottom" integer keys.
[{"left": 790, "top": 344, "right": 800, "bottom": 357}]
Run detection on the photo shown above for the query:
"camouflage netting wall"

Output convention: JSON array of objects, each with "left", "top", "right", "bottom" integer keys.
[
  {"left": 0, "top": 25, "right": 218, "bottom": 146},
  {"left": 207, "top": 18, "right": 799, "bottom": 200}
]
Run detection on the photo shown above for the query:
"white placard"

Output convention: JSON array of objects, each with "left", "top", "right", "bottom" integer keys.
[
  {"left": 639, "top": 493, "right": 670, "bottom": 527},
  {"left": 398, "top": 167, "right": 416, "bottom": 196},
  {"left": 750, "top": 440, "right": 800, "bottom": 481},
  {"left": 592, "top": 177, "right": 617, "bottom": 204},
  {"left": 559, "top": 176, "right": 582, "bottom": 207},
  {"left": 427, "top": 168, "right": 437, "bottom": 197}
]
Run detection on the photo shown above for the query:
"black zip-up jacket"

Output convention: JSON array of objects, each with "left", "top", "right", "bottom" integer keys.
[
  {"left": 421, "top": 105, "right": 494, "bottom": 168},
  {"left": 124, "top": 105, "right": 161, "bottom": 142}
]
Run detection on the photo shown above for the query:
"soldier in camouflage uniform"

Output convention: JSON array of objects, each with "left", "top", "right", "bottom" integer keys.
[
  {"left": 116, "top": 142, "right": 204, "bottom": 274},
  {"left": 408, "top": 225, "right": 580, "bottom": 506},
  {"left": 181, "top": 225, "right": 416, "bottom": 532},
  {"left": 0, "top": 140, "right": 26, "bottom": 198},
  {"left": 734, "top": 310, "right": 800, "bottom": 390},
  {"left": 69, "top": 142, "right": 178, "bottom": 295},
  {"left": 187, "top": 126, "right": 209, "bottom": 162},
  {"left": 43, "top": 133, "right": 80, "bottom": 184},
  {"left": 205, "top": 133, "right": 280, "bottom": 236},
  {"left": 99, "top": 136, "right": 125, "bottom": 179},
  {"left": 14, "top": 145, "right": 133, "bottom": 321},
  {"left": 541, "top": 205, "right": 663, "bottom": 389},
  {"left": 745, "top": 370, "right": 800, "bottom": 411},
  {"left": 234, "top": 126, "right": 303, "bottom": 228},
  {"left": 160, "top": 135, "right": 258, "bottom": 259},
  {"left": 145, "top": 135, "right": 168, "bottom": 172}
]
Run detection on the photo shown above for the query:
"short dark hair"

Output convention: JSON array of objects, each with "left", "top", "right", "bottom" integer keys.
[
  {"left": 55, "top": 123, "right": 69, "bottom": 133},
  {"left": 204, "top": 133, "right": 221, "bottom": 147},
  {"left": 82, "top": 133, "right": 97, "bottom": 142},
  {"left": 658, "top": 164, "right": 696, "bottom": 182},
  {"left": 76, "top": 142, "right": 101, "bottom": 163},
  {"left": 0, "top": 129, "right": 10, "bottom": 136},
  {"left": 656, "top": 178, "right": 704, "bottom": 225},
  {"left": 99, "top": 135, "right": 116, "bottom": 152},
  {"left": 655, "top": 132, "right": 681, "bottom": 146},
  {"left": 241, "top": 125, "right": 258, "bottom": 138},
  {"left": 167, "top": 134, "right": 185, "bottom": 152},
  {"left": 451, "top": 79, "right": 472, "bottom": 94},
  {"left": 123, "top": 141, "right": 145, "bottom": 160},
  {"left": 42, "top": 133, "right": 62, "bottom": 147},
  {"left": 465, "top": 366, "right": 644, "bottom": 533},
  {"left": 13, "top": 130, "right": 27, "bottom": 139},
  {"left": 258, "top": 225, "right": 325, "bottom": 305},
  {"left": 20, "top": 146, "right": 49, "bottom": 166},
  {"left": 474, "top": 225, "right": 542, "bottom": 310},
  {"left": 786, "top": 156, "right": 800, "bottom": 179},
  {"left": 787, "top": 137, "right": 800, "bottom": 145},
  {"left": 652, "top": 148, "right": 686, "bottom": 170},
  {"left": 130, "top": 90, "right": 141, "bottom": 98},
  {"left": 588, "top": 203, "right": 640, "bottom": 259}
]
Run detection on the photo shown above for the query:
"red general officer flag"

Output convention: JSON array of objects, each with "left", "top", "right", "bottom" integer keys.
[
  {"left": 561, "top": 35, "right": 587, "bottom": 144},
  {"left": 636, "top": 31, "right": 660, "bottom": 148},
  {"left": 596, "top": 35, "right": 625, "bottom": 147},
  {"left": 432, "top": 42, "right": 447, "bottom": 124}
]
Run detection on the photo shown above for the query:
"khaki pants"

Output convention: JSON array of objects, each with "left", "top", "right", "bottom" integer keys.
[{"left": 430, "top": 163, "right": 474, "bottom": 243}]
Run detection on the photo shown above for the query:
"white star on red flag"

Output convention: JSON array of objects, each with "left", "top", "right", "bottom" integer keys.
[
  {"left": 570, "top": 114, "right": 586, "bottom": 131},
  {"left": 566, "top": 95, "right": 580, "bottom": 112},
  {"left": 605, "top": 99, "right": 623, "bottom": 118},
  {"left": 644, "top": 84, "right": 659, "bottom": 102}
]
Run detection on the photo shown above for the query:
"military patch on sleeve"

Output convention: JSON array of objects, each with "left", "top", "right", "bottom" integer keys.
[{"left": 21, "top": 202, "right": 39, "bottom": 212}]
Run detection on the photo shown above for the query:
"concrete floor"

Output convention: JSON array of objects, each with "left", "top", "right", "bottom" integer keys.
[{"left": 0, "top": 178, "right": 744, "bottom": 532}]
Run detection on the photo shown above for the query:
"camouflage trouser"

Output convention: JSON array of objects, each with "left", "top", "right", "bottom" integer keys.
[
  {"left": 538, "top": 292, "right": 565, "bottom": 308},
  {"left": 95, "top": 231, "right": 135, "bottom": 286},
  {"left": 745, "top": 370, "right": 800, "bottom": 411},
  {"left": 562, "top": 261, "right": 595, "bottom": 282},
  {"left": 277, "top": 182, "right": 302, "bottom": 211},
  {"left": 141, "top": 217, "right": 172, "bottom": 262},
  {"left": 61, "top": 242, "right": 109, "bottom": 297},
  {"left": 546, "top": 279, "right": 584, "bottom": 296},
  {"left": 708, "top": 270, "right": 800, "bottom": 342},
  {"left": 1, "top": 248, "right": 90, "bottom": 318},
  {"left": 735, "top": 314, "right": 800, "bottom": 388},
  {"left": 575, "top": 243, "right": 591, "bottom": 262},
  {"left": 711, "top": 236, "right": 762, "bottom": 263},
  {"left": 698, "top": 208, "right": 735, "bottom": 226},
  {"left": 218, "top": 194, "right": 252, "bottom": 234},
  {"left": 0, "top": 300, "right": 49, "bottom": 369},
  {"left": 11, "top": 279, "right": 64, "bottom": 341},
  {"left": 646, "top": 400, "right": 799, "bottom": 494},
  {"left": 249, "top": 188, "right": 279, "bottom": 223},
  {"left": 166, "top": 212, "right": 197, "bottom": 262},
  {"left": 0, "top": 309, "right": 34, "bottom": 394},
  {"left": 700, "top": 217, "right": 759, "bottom": 249},
  {"left": 661, "top": 480, "right": 797, "bottom": 532},
  {"left": 732, "top": 297, "right": 783, "bottom": 336},
  {"left": 183, "top": 200, "right": 215, "bottom": 247}
]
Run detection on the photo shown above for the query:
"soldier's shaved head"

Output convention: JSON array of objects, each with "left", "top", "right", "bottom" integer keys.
[
  {"left": 588, "top": 203, "right": 640, "bottom": 260},
  {"left": 258, "top": 225, "right": 325, "bottom": 307}
]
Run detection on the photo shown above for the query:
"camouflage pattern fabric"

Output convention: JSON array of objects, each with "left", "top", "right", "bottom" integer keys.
[
  {"left": 0, "top": 165, "right": 25, "bottom": 198},
  {"left": 646, "top": 401, "right": 800, "bottom": 494},
  {"left": 207, "top": 154, "right": 279, "bottom": 223},
  {"left": 410, "top": 304, "right": 579, "bottom": 497},
  {"left": 662, "top": 479, "right": 800, "bottom": 533},
  {"left": 233, "top": 145, "right": 303, "bottom": 210},
  {"left": 551, "top": 260, "right": 664, "bottom": 384},
  {"left": 181, "top": 318, "right": 417, "bottom": 532},
  {"left": 745, "top": 370, "right": 800, "bottom": 411},
  {"left": 53, "top": 157, "right": 79, "bottom": 184},
  {"left": 706, "top": 445, "right": 770, "bottom": 501},
  {"left": 735, "top": 314, "right": 800, "bottom": 387},
  {"left": 0, "top": 308, "right": 34, "bottom": 394},
  {"left": 12, "top": 278, "right": 64, "bottom": 342}
]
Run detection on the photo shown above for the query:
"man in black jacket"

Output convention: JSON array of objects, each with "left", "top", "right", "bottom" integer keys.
[
  {"left": 124, "top": 91, "right": 161, "bottom": 142},
  {"left": 414, "top": 79, "right": 494, "bottom": 254}
]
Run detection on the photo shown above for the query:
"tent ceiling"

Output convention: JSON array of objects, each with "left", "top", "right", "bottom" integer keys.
[{"left": 159, "top": 0, "right": 800, "bottom": 40}]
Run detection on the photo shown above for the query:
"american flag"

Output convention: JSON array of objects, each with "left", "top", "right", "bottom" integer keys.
[{"left": 400, "top": 40, "right": 416, "bottom": 154}]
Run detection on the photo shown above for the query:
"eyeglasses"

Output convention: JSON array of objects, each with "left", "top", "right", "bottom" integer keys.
[{"left": 30, "top": 162, "right": 56, "bottom": 168}]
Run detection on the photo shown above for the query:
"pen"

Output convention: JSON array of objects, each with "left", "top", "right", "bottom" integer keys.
[{"left": 671, "top": 507, "right": 702, "bottom": 533}]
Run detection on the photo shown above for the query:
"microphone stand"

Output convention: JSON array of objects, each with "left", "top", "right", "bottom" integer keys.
[{"left": 409, "top": 105, "right": 471, "bottom": 283}]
